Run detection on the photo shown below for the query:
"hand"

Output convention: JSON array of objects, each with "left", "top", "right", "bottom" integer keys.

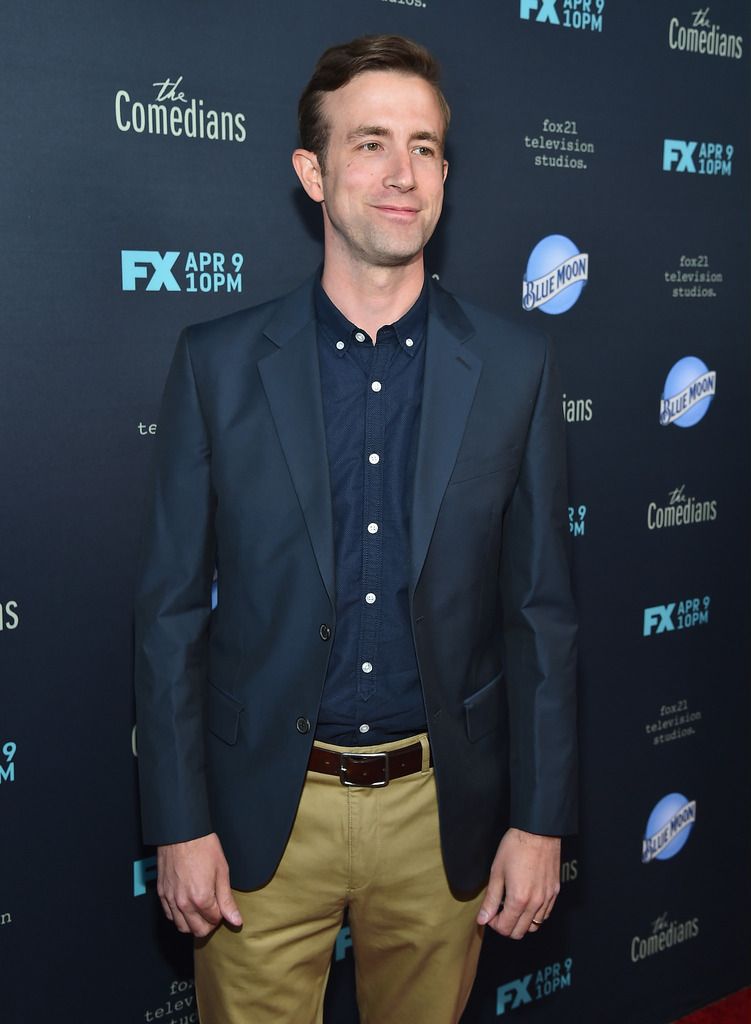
[
  {"left": 476, "top": 828, "right": 561, "bottom": 939},
  {"left": 157, "top": 832, "right": 243, "bottom": 937}
]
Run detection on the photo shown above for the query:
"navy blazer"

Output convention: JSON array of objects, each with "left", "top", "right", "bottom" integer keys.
[{"left": 134, "top": 274, "right": 578, "bottom": 894}]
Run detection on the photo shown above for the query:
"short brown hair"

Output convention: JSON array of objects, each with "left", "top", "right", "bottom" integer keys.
[{"left": 298, "top": 34, "right": 450, "bottom": 172}]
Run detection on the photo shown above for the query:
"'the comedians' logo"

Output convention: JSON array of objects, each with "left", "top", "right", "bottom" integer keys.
[
  {"left": 668, "top": 8, "right": 743, "bottom": 60},
  {"left": 642, "top": 793, "right": 696, "bottom": 863},
  {"left": 522, "top": 235, "right": 588, "bottom": 315},
  {"left": 659, "top": 356, "right": 716, "bottom": 427},
  {"left": 115, "top": 75, "right": 246, "bottom": 143}
]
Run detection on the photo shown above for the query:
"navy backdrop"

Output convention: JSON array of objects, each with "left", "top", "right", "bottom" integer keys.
[{"left": 1, "top": 2, "right": 750, "bottom": 1022}]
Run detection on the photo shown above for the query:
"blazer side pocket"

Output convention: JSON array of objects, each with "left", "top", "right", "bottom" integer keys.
[
  {"left": 464, "top": 672, "right": 503, "bottom": 742},
  {"left": 207, "top": 682, "right": 244, "bottom": 745}
]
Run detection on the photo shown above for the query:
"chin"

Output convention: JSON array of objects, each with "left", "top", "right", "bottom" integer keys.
[
  {"left": 369, "top": 249, "right": 423, "bottom": 268},
  {"left": 365, "top": 235, "right": 427, "bottom": 267}
]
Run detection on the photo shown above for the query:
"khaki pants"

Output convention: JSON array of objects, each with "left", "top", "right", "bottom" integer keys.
[{"left": 195, "top": 733, "right": 485, "bottom": 1023}]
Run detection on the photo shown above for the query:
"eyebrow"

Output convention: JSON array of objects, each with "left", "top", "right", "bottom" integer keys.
[{"left": 346, "top": 125, "right": 443, "bottom": 147}]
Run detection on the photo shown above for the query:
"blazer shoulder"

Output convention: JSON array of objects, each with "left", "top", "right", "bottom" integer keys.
[
  {"left": 180, "top": 274, "right": 316, "bottom": 363},
  {"left": 434, "top": 281, "right": 550, "bottom": 365}
]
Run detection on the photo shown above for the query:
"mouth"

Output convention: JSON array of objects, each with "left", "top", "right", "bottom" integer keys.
[{"left": 371, "top": 204, "right": 421, "bottom": 218}]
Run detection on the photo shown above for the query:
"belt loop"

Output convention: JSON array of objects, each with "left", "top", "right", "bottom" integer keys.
[{"left": 418, "top": 733, "right": 431, "bottom": 772}]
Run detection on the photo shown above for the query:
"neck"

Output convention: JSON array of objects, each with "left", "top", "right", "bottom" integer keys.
[{"left": 320, "top": 255, "right": 425, "bottom": 343}]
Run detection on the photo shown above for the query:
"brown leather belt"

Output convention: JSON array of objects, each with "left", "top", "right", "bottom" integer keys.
[{"left": 308, "top": 741, "right": 431, "bottom": 787}]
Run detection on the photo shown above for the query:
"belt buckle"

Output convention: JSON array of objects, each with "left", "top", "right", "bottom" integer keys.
[{"left": 339, "top": 750, "right": 389, "bottom": 788}]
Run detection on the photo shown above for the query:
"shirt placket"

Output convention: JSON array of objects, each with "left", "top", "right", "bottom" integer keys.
[{"left": 356, "top": 336, "right": 394, "bottom": 707}]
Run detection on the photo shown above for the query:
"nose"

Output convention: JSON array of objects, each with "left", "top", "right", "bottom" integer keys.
[{"left": 383, "top": 148, "right": 416, "bottom": 191}]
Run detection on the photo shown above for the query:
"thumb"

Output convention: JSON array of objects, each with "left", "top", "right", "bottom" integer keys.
[
  {"left": 477, "top": 869, "right": 505, "bottom": 925},
  {"left": 216, "top": 873, "right": 243, "bottom": 927}
]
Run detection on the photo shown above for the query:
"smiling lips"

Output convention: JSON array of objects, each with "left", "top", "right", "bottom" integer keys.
[{"left": 372, "top": 204, "right": 420, "bottom": 217}]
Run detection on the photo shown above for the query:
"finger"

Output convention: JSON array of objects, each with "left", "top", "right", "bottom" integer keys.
[
  {"left": 216, "top": 876, "right": 243, "bottom": 927},
  {"left": 174, "top": 888, "right": 222, "bottom": 935},
  {"left": 477, "top": 876, "right": 505, "bottom": 925},
  {"left": 528, "top": 895, "right": 551, "bottom": 929},
  {"left": 170, "top": 905, "right": 194, "bottom": 934},
  {"left": 195, "top": 895, "right": 224, "bottom": 928},
  {"left": 510, "top": 903, "right": 539, "bottom": 940},
  {"left": 539, "top": 893, "right": 557, "bottom": 922},
  {"left": 159, "top": 887, "right": 186, "bottom": 929},
  {"left": 490, "top": 893, "right": 525, "bottom": 937},
  {"left": 533, "top": 882, "right": 559, "bottom": 926},
  {"left": 182, "top": 904, "right": 221, "bottom": 938},
  {"left": 517, "top": 886, "right": 557, "bottom": 938},
  {"left": 493, "top": 891, "right": 545, "bottom": 939},
  {"left": 527, "top": 907, "right": 545, "bottom": 934}
]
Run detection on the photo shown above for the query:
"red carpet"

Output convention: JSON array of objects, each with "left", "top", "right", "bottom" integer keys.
[{"left": 673, "top": 987, "right": 751, "bottom": 1023}]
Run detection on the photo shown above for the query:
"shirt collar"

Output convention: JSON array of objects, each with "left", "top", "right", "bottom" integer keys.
[{"left": 314, "top": 273, "right": 428, "bottom": 358}]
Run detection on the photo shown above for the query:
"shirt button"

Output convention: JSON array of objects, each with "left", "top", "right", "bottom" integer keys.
[
  {"left": 365, "top": 592, "right": 376, "bottom": 604},
  {"left": 335, "top": 340, "right": 345, "bottom": 351},
  {"left": 295, "top": 717, "right": 311, "bottom": 734},
  {"left": 371, "top": 380, "right": 382, "bottom": 392},
  {"left": 405, "top": 337, "right": 414, "bottom": 348},
  {"left": 355, "top": 331, "right": 366, "bottom": 343},
  {"left": 361, "top": 662, "right": 373, "bottom": 673},
  {"left": 359, "top": 724, "right": 370, "bottom": 734},
  {"left": 368, "top": 453, "right": 380, "bottom": 465},
  {"left": 367, "top": 522, "right": 379, "bottom": 534},
  {"left": 319, "top": 624, "right": 331, "bottom": 641}
]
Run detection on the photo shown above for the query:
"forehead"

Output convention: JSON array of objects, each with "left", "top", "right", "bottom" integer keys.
[{"left": 322, "top": 70, "right": 444, "bottom": 137}]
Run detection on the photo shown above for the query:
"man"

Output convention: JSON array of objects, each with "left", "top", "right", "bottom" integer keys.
[{"left": 135, "top": 34, "right": 577, "bottom": 1024}]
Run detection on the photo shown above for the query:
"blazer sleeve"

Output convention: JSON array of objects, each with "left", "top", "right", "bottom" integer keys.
[
  {"left": 499, "top": 335, "right": 578, "bottom": 836},
  {"left": 134, "top": 328, "right": 216, "bottom": 846}
]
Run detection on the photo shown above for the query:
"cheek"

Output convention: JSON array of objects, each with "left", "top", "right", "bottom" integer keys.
[
  {"left": 333, "top": 165, "right": 374, "bottom": 196},
  {"left": 425, "top": 186, "right": 444, "bottom": 213},
  {"left": 420, "top": 167, "right": 444, "bottom": 194}
]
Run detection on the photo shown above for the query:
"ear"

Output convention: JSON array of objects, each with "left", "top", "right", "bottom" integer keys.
[
  {"left": 292, "top": 148, "right": 324, "bottom": 203},
  {"left": 442, "top": 158, "right": 449, "bottom": 183}
]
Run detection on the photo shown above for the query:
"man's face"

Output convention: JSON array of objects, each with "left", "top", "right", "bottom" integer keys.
[{"left": 316, "top": 70, "right": 448, "bottom": 269}]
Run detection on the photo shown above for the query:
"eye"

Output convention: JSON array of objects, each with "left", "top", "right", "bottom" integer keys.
[
  {"left": 413, "top": 145, "right": 435, "bottom": 157},
  {"left": 360, "top": 141, "right": 381, "bottom": 152}
]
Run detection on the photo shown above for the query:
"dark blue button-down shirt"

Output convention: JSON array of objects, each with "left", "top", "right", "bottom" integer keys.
[{"left": 314, "top": 277, "right": 428, "bottom": 746}]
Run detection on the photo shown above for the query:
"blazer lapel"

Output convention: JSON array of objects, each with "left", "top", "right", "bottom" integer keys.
[
  {"left": 410, "top": 285, "right": 482, "bottom": 593},
  {"left": 258, "top": 280, "right": 336, "bottom": 606}
]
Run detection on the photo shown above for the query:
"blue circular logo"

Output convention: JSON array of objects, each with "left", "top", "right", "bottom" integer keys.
[
  {"left": 660, "top": 356, "right": 715, "bottom": 428},
  {"left": 642, "top": 792, "right": 696, "bottom": 862},
  {"left": 522, "top": 234, "right": 588, "bottom": 315}
]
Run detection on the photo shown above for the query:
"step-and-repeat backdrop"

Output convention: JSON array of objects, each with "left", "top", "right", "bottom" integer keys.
[{"left": 2, "top": 2, "right": 749, "bottom": 1022}]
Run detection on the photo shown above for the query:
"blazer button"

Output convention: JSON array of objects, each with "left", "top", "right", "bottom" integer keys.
[
  {"left": 319, "top": 624, "right": 331, "bottom": 641},
  {"left": 296, "top": 717, "right": 311, "bottom": 734}
]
